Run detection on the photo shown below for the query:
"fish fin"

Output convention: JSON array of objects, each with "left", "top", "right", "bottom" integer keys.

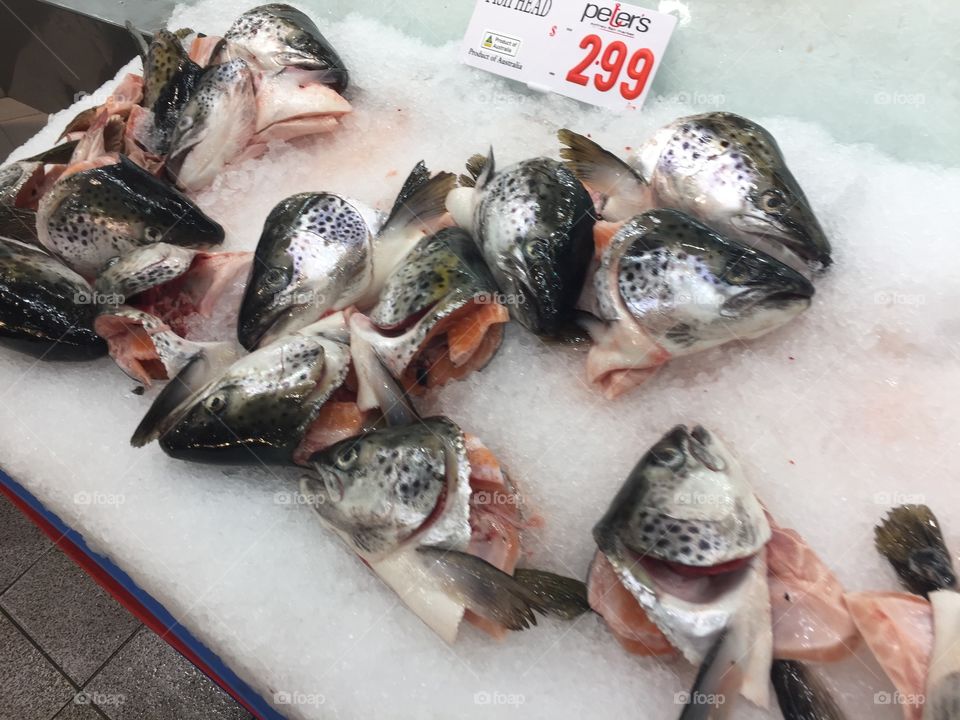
[
  {"left": 926, "top": 590, "right": 960, "bottom": 715},
  {"left": 875, "top": 504, "right": 957, "bottom": 597},
  {"left": 25, "top": 140, "right": 79, "bottom": 165},
  {"left": 512, "top": 568, "right": 591, "bottom": 619},
  {"left": 679, "top": 629, "right": 739, "bottom": 720},
  {"left": 558, "top": 129, "right": 648, "bottom": 221},
  {"left": 125, "top": 21, "right": 150, "bottom": 61},
  {"left": 771, "top": 660, "right": 846, "bottom": 720},
  {"left": 349, "top": 313, "right": 419, "bottom": 424},
  {"left": 57, "top": 107, "right": 99, "bottom": 141},
  {"left": 379, "top": 163, "right": 456, "bottom": 238},
  {"left": 474, "top": 147, "right": 495, "bottom": 188},
  {"left": 458, "top": 152, "right": 490, "bottom": 188},
  {"left": 366, "top": 548, "right": 466, "bottom": 644},
  {"left": 416, "top": 546, "right": 544, "bottom": 631},
  {"left": 130, "top": 345, "right": 226, "bottom": 447}
]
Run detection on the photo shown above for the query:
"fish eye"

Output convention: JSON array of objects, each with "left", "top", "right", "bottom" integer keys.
[
  {"left": 144, "top": 226, "right": 163, "bottom": 242},
  {"left": 524, "top": 236, "right": 545, "bottom": 256},
  {"left": 652, "top": 445, "right": 684, "bottom": 468},
  {"left": 177, "top": 115, "right": 194, "bottom": 132},
  {"left": 335, "top": 446, "right": 358, "bottom": 470},
  {"left": 724, "top": 265, "right": 751, "bottom": 284},
  {"left": 264, "top": 267, "right": 286, "bottom": 288},
  {"left": 760, "top": 189, "right": 786, "bottom": 213},
  {"left": 204, "top": 392, "right": 227, "bottom": 415}
]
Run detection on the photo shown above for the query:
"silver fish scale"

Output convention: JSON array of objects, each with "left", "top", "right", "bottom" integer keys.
[
  {"left": 623, "top": 495, "right": 751, "bottom": 566},
  {"left": 225, "top": 7, "right": 289, "bottom": 43},
  {"left": 276, "top": 193, "right": 370, "bottom": 313},
  {"left": 45, "top": 181, "right": 146, "bottom": 278},
  {"left": 0, "top": 162, "right": 34, "bottom": 202}
]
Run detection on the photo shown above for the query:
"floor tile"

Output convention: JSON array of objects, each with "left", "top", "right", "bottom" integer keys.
[
  {"left": 0, "top": 611, "right": 75, "bottom": 720},
  {"left": 1, "top": 549, "right": 141, "bottom": 685},
  {"left": 85, "top": 628, "right": 252, "bottom": 720},
  {"left": 0, "top": 492, "right": 51, "bottom": 593},
  {"left": 0, "top": 98, "right": 39, "bottom": 122},
  {"left": 0, "top": 113, "right": 48, "bottom": 148},
  {"left": 53, "top": 698, "right": 106, "bottom": 719}
]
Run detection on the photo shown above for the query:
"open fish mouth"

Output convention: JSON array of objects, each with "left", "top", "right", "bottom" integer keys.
[
  {"left": 722, "top": 284, "right": 814, "bottom": 315},
  {"left": 731, "top": 213, "right": 832, "bottom": 270}
]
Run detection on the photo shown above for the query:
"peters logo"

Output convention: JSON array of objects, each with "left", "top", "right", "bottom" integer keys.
[{"left": 581, "top": 2, "right": 652, "bottom": 32}]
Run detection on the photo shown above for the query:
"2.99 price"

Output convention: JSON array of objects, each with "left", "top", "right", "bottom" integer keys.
[{"left": 565, "top": 34, "right": 654, "bottom": 101}]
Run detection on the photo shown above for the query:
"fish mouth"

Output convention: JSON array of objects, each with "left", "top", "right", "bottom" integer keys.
[
  {"left": 722, "top": 283, "right": 813, "bottom": 316},
  {"left": 308, "top": 464, "right": 343, "bottom": 504},
  {"left": 731, "top": 213, "right": 832, "bottom": 270}
]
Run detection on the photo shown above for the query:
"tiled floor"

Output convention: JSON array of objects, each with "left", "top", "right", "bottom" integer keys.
[
  {"left": 0, "top": 96, "right": 255, "bottom": 719},
  {"left": 0, "top": 96, "right": 47, "bottom": 161},
  {"left": 0, "top": 492, "right": 254, "bottom": 720}
]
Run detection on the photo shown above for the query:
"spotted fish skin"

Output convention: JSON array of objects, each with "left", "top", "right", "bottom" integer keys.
[
  {"left": 156, "top": 317, "right": 351, "bottom": 464},
  {"left": 561, "top": 113, "right": 830, "bottom": 271},
  {"left": 0, "top": 238, "right": 106, "bottom": 358},
  {"left": 95, "top": 243, "right": 198, "bottom": 311},
  {"left": 141, "top": 30, "right": 203, "bottom": 156},
  {"left": 166, "top": 59, "right": 257, "bottom": 192},
  {"left": 220, "top": 3, "right": 348, "bottom": 91},
  {"left": 0, "top": 160, "right": 43, "bottom": 244},
  {"left": 36, "top": 156, "right": 224, "bottom": 278},
  {"left": 142, "top": 30, "right": 192, "bottom": 109},
  {"left": 464, "top": 157, "right": 594, "bottom": 338},
  {"left": 596, "top": 209, "right": 814, "bottom": 358},
  {"left": 303, "top": 417, "right": 472, "bottom": 558},
  {"left": 238, "top": 192, "right": 373, "bottom": 350},
  {"left": 365, "top": 227, "right": 500, "bottom": 377}
]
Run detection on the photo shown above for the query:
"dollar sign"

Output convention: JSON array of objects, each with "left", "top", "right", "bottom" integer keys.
[{"left": 549, "top": 25, "right": 557, "bottom": 36}]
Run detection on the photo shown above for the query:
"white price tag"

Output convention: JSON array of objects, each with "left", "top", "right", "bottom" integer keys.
[{"left": 460, "top": 1, "right": 677, "bottom": 111}]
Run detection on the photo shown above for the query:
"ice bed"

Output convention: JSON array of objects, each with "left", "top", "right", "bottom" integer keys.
[{"left": 3, "top": 0, "right": 960, "bottom": 718}]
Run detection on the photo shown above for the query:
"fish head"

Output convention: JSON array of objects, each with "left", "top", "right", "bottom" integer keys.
[
  {"left": 0, "top": 238, "right": 106, "bottom": 358},
  {"left": 364, "top": 227, "right": 502, "bottom": 382},
  {"left": 478, "top": 158, "right": 594, "bottom": 337},
  {"left": 595, "top": 424, "right": 770, "bottom": 568},
  {"left": 157, "top": 329, "right": 349, "bottom": 463},
  {"left": 142, "top": 29, "right": 190, "bottom": 108},
  {"left": 39, "top": 157, "right": 224, "bottom": 276},
  {"left": 730, "top": 169, "right": 831, "bottom": 270},
  {"left": 95, "top": 242, "right": 198, "bottom": 307},
  {"left": 237, "top": 192, "right": 372, "bottom": 350},
  {"left": 166, "top": 59, "right": 257, "bottom": 191},
  {"left": 302, "top": 419, "right": 459, "bottom": 557},
  {"left": 659, "top": 113, "right": 831, "bottom": 270},
  {"left": 223, "top": 3, "right": 349, "bottom": 91},
  {"left": 610, "top": 210, "right": 813, "bottom": 356}
]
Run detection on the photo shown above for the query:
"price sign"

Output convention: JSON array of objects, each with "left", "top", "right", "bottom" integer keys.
[{"left": 460, "top": 1, "right": 677, "bottom": 111}]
